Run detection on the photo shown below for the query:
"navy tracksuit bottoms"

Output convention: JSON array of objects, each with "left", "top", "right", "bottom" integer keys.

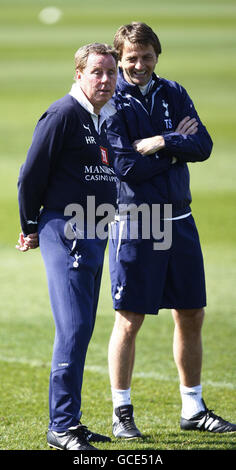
[{"left": 38, "top": 210, "right": 107, "bottom": 432}]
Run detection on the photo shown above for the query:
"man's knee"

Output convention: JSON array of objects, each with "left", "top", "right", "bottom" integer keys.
[
  {"left": 174, "top": 307, "right": 205, "bottom": 317},
  {"left": 115, "top": 310, "right": 145, "bottom": 337},
  {"left": 172, "top": 307, "right": 205, "bottom": 329}
]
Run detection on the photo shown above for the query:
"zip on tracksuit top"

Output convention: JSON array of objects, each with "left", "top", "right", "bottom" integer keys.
[
  {"left": 106, "top": 69, "right": 213, "bottom": 218},
  {"left": 18, "top": 85, "right": 117, "bottom": 236}
]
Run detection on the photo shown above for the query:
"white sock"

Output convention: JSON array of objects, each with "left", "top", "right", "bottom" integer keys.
[
  {"left": 111, "top": 387, "right": 131, "bottom": 422},
  {"left": 180, "top": 384, "right": 205, "bottom": 419}
]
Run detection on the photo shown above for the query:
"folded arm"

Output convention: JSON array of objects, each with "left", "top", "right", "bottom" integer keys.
[
  {"left": 133, "top": 86, "right": 213, "bottom": 163},
  {"left": 107, "top": 113, "right": 173, "bottom": 184},
  {"left": 133, "top": 116, "right": 198, "bottom": 155}
]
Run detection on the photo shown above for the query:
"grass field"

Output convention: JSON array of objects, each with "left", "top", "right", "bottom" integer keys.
[{"left": 0, "top": 0, "right": 235, "bottom": 455}]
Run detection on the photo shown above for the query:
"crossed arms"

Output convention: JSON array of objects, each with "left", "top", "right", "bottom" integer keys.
[{"left": 133, "top": 116, "right": 198, "bottom": 155}]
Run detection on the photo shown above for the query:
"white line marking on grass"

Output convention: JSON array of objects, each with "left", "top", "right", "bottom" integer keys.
[
  {"left": 0, "top": 356, "right": 51, "bottom": 368},
  {"left": 1, "top": 356, "right": 235, "bottom": 390}
]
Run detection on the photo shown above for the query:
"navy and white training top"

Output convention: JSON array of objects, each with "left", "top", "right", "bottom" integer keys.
[
  {"left": 18, "top": 85, "right": 118, "bottom": 235},
  {"left": 106, "top": 69, "right": 213, "bottom": 218}
]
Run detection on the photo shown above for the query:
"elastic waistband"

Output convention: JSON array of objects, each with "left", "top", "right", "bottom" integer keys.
[{"left": 115, "top": 202, "right": 191, "bottom": 221}]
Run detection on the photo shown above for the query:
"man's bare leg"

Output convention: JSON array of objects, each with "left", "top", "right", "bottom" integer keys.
[
  {"left": 108, "top": 310, "right": 144, "bottom": 438},
  {"left": 108, "top": 310, "right": 145, "bottom": 390},
  {"left": 172, "top": 308, "right": 205, "bottom": 418}
]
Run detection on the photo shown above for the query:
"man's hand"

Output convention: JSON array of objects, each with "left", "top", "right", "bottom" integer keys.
[
  {"left": 16, "top": 232, "right": 39, "bottom": 252},
  {"left": 175, "top": 116, "right": 198, "bottom": 135},
  {"left": 132, "top": 135, "right": 165, "bottom": 156},
  {"left": 132, "top": 115, "right": 198, "bottom": 156}
]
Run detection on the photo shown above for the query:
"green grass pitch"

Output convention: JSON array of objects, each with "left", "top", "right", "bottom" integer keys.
[{"left": 0, "top": 0, "right": 235, "bottom": 452}]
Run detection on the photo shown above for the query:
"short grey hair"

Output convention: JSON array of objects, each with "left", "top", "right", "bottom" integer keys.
[{"left": 74, "top": 43, "right": 118, "bottom": 74}]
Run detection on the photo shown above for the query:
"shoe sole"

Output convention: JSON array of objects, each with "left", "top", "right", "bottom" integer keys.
[
  {"left": 48, "top": 443, "right": 63, "bottom": 450},
  {"left": 181, "top": 427, "right": 236, "bottom": 433},
  {"left": 48, "top": 443, "right": 97, "bottom": 450},
  {"left": 113, "top": 433, "right": 143, "bottom": 440}
]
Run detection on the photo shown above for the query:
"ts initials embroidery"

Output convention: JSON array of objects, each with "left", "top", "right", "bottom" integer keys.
[
  {"left": 100, "top": 146, "right": 109, "bottom": 165},
  {"left": 162, "top": 100, "right": 173, "bottom": 129},
  {"left": 164, "top": 119, "right": 173, "bottom": 129}
]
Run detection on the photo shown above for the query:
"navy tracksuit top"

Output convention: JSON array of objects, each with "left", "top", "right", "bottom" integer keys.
[
  {"left": 106, "top": 69, "right": 213, "bottom": 217},
  {"left": 18, "top": 94, "right": 117, "bottom": 235}
]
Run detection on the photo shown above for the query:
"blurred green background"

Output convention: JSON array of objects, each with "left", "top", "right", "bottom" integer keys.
[
  {"left": 0, "top": 0, "right": 235, "bottom": 450},
  {"left": 1, "top": 0, "right": 236, "bottom": 246}
]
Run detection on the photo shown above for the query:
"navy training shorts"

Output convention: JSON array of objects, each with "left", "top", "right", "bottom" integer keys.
[{"left": 109, "top": 214, "right": 206, "bottom": 315}]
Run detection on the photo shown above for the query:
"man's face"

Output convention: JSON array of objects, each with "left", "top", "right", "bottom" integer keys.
[
  {"left": 119, "top": 40, "right": 158, "bottom": 87},
  {"left": 77, "top": 53, "right": 117, "bottom": 114}
]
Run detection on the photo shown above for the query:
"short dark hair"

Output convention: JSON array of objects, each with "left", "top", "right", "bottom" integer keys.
[
  {"left": 75, "top": 43, "right": 118, "bottom": 72},
  {"left": 114, "top": 22, "right": 162, "bottom": 60}
]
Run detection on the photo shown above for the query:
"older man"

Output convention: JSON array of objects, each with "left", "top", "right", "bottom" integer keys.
[{"left": 17, "top": 43, "right": 118, "bottom": 450}]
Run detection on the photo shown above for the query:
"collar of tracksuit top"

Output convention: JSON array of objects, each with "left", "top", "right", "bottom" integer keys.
[
  {"left": 69, "top": 81, "right": 116, "bottom": 133},
  {"left": 113, "top": 68, "right": 169, "bottom": 140},
  {"left": 115, "top": 68, "right": 161, "bottom": 107}
]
